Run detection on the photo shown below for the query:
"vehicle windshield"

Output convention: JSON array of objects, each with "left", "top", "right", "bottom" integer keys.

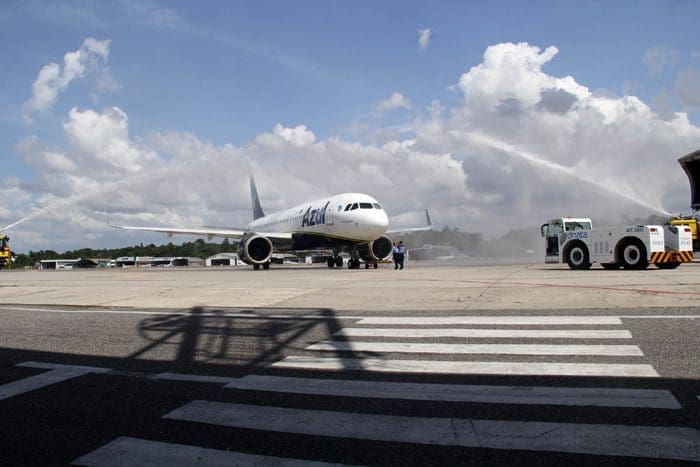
[{"left": 564, "top": 221, "right": 592, "bottom": 231}]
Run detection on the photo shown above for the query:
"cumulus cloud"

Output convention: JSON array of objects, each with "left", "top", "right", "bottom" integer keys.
[
  {"left": 4, "top": 41, "right": 700, "bottom": 253},
  {"left": 22, "top": 38, "right": 116, "bottom": 122},
  {"left": 372, "top": 92, "right": 411, "bottom": 114},
  {"left": 418, "top": 28, "right": 433, "bottom": 51},
  {"left": 643, "top": 46, "right": 679, "bottom": 76}
]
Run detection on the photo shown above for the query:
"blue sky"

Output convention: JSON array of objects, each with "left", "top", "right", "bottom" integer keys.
[{"left": 1, "top": 1, "right": 699, "bottom": 252}]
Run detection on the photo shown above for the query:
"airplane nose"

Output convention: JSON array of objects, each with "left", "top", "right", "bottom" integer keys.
[{"left": 367, "top": 210, "right": 389, "bottom": 235}]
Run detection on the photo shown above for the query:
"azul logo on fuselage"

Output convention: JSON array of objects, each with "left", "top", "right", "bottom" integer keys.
[{"left": 302, "top": 201, "right": 331, "bottom": 228}]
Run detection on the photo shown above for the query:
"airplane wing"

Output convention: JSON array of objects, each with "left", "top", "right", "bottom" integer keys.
[
  {"left": 107, "top": 218, "right": 292, "bottom": 245},
  {"left": 386, "top": 209, "right": 433, "bottom": 234}
]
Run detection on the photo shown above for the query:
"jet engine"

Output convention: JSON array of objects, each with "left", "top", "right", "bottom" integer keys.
[
  {"left": 238, "top": 234, "right": 273, "bottom": 265},
  {"left": 358, "top": 235, "right": 394, "bottom": 261}
]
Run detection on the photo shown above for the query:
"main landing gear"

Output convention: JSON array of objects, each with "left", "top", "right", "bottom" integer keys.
[
  {"left": 326, "top": 255, "right": 344, "bottom": 268},
  {"left": 326, "top": 249, "right": 363, "bottom": 269}
]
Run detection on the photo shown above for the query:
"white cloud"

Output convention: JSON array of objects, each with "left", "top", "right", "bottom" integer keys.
[
  {"left": 5, "top": 42, "right": 700, "bottom": 253},
  {"left": 643, "top": 46, "right": 679, "bottom": 76},
  {"left": 22, "top": 38, "right": 116, "bottom": 122},
  {"left": 418, "top": 28, "right": 433, "bottom": 51},
  {"left": 372, "top": 92, "right": 411, "bottom": 114}
]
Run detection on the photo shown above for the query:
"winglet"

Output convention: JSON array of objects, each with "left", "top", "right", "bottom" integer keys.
[
  {"left": 250, "top": 175, "right": 265, "bottom": 220},
  {"left": 425, "top": 209, "right": 433, "bottom": 228}
]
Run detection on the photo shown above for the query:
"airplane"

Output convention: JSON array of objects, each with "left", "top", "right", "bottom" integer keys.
[{"left": 109, "top": 175, "right": 432, "bottom": 269}]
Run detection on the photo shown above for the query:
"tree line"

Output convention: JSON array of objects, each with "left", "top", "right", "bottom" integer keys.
[{"left": 13, "top": 238, "right": 233, "bottom": 268}]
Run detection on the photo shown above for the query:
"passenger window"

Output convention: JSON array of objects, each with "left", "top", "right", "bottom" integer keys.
[{"left": 360, "top": 202, "right": 372, "bottom": 209}]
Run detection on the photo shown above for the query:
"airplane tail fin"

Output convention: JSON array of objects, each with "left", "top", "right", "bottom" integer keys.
[{"left": 250, "top": 175, "right": 265, "bottom": 220}]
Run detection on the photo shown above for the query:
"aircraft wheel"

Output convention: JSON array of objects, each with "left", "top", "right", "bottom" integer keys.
[
  {"left": 327, "top": 257, "right": 335, "bottom": 268},
  {"left": 335, "top": 256, "right": 343, "bottom": 268},
  {"left": 253, "top": 264, "right": 260, "bottom": 270},
  {"left": 262, "top": 262, "right": 270, "bottom": 270},
  {"left": 364, "top": 263, "right": 369, "bottom": 269},
  {"left": 373, "top": 262, "right": 378, "bottom": 269}
]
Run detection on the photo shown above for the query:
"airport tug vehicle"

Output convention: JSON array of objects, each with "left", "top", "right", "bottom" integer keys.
[
  {"left": 0, "top": 234, "right": 12, "bottom": 269},
  {"left": 541, "top": 217, "right": 693, "bottom": 270}
]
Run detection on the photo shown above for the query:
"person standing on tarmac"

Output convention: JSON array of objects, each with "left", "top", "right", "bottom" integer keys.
[
  {"left": 393, "top": 242, "right": 400, "bottom": 269},
  {"left": 396, "top": 241, "right": 406, "bottom": 269}
]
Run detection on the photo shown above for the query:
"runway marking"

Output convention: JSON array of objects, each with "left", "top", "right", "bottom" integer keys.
[
  {"left": 164, "top": 401, "right": 700, "bottom": 461},
  {"left": 357, "top": 316, "right": 624, "bottom": 325},
  {"left": 71, "top": 436, "right": 338, "bottom": 466},
  {"left": 227, "top": 375, "right": 681, "bottom": 409},
  {"left": 0, "top": 306, "right": 697, "bottom": 321},
  {"left": 153, "top": 373, "right": 239, "bottom": 385},
  {"left": 307, "top": 341, "right": 644, "bottom": 356},
  {"left": 334, "top": 328, "right": 633, "bottom": 339},
  {"left": 1, "top": 362, "right": 111, "bottom": 401},
  {"left": 271, "top": 356, "right": 660, "bottom": 377}
]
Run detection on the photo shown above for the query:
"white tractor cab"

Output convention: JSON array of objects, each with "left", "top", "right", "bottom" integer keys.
[{"left": 540, "top": 217, "right": 693, "bottom": 270}]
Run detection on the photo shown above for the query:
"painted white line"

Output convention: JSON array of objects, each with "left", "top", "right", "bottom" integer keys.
[
  {"left": 334, "top": 328, "right": 633, "bottom": 339},
  {"left": 307, "top": 342, "right": 644, "bottom": 356},
  {"left": 357, "top": 316, "right": 624, "bottom": 325},
  {"left": 71, "top": 436, "right": 340, "bottom": 466},
  {"left": 16, "top": 361, "right": 112, "bottom": 373},
  {"left": 1, "top": 369, "right": 95, "bottom": 401},
  {"left": 165, "top": 401, "right": 700, "bottom": 461},
  {"left": 271, "top": 357, "right": 660, "bottom": 377},
  {"left": 1, "top": 306, "right": 697, "bottom": 321},
  {"left": 0, "top": 306, "right": 365, "bottom": 320},
  {"left": 227, "top": 375, "right": 681, "bottom": 409},
  {"left": 154, "top": 373, "right": 238, "bottom": 385}
]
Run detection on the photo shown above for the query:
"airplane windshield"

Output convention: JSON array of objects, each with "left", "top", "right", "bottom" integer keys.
[
  {"left": 373, "top": 203, "right": 382, "bottom": 209},
  {"left": 360, "top": 202, "right": 372, "bottom": 209}
]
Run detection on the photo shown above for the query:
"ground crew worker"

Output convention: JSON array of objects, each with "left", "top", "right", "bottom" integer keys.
[
  {"left": 396, "top": 241, "right": 406, "bottom": 269},
  {"left": 393, "top": 242, "right": 400, "bottom": 269}
]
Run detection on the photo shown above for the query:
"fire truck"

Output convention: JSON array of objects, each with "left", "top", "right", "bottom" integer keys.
[
  {"left": 0, "top": 234, "right": 12, "bottom": 269},
  {"left": 541, "top": 217, "right": 693, "bottom": 270}
]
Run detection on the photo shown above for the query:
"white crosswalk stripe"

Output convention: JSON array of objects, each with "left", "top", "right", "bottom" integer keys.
[
  {"left": 226, "top": 374, "right": 681, "bottom": 409},
  {"left": 71, "top": 436, "right": 343, "bottom": 466}
]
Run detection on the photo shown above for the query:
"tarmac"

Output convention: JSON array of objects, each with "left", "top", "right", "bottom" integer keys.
[{"left": 1, "top": 259, "right": 699, "bottom": 311}]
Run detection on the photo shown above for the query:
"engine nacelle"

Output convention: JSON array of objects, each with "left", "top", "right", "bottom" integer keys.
[
  {"left": 238, "top": 234, "right": 273, "bottom": 265},
  {"left": 358, "top": 235, "right": 394, "bottom": 262}
]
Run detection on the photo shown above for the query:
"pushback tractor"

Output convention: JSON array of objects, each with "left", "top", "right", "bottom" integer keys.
[{"left": 541, "top": 217, "right": 693, "bottom": 270}]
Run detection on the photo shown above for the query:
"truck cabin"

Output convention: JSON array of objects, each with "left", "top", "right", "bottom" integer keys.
[
  {"left": 678, "top": 149, "right": 700, "bottom": 211},
  {"left": 0, "top": 236, "right": 8, "bottom": 251},
  {"left": 540, "top": 218, "right": 592, "bottom": 257}
]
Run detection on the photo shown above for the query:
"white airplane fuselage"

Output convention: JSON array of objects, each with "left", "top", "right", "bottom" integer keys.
[{"left": 247, "top": 193, "right": 389, "bottom": 245}]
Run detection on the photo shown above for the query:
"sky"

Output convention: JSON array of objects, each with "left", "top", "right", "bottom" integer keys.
[{"left": 1, "top": 0, "right": 700, "bottom": 253}]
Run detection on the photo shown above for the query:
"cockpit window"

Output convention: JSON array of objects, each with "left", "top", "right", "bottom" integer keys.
[
  {"left": 344, "top": 204, "right": 351, "bottom": 211},
  {"left": 360, "top": 202, "right": 372, "bottom": 209},
  {"left": 372, "top": 203, "right": 381, "bottom": 209},
  {"left": 350, "top": 203, "right": 358, "bottom": 210}
]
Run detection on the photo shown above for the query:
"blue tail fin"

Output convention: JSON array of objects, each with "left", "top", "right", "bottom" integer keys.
[{"left": 250, "top": 175, "right": 265, "bottom": 220}]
